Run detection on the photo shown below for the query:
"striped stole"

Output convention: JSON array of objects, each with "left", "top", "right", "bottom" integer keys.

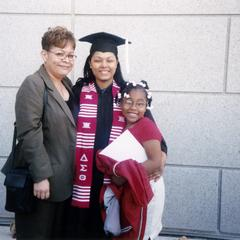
[{"left": 72, "top": 81, "right": 125, "bottom": 208}]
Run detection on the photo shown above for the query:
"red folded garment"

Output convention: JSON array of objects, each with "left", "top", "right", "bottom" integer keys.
[{"left": 96, "top": 153, "right": 153, "bottom": 239}]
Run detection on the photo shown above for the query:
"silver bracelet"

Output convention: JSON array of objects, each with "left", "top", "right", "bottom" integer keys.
[{"left": 113, "top": 162, "right": 121, "bottom": 177}]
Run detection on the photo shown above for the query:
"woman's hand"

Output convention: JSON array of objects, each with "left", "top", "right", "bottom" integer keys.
[
  {"left": 33, "top": 179, "right": 50, "bottom": 199},
  {"left": 149, "top": 170, "right": 162, "bottom": 182}
]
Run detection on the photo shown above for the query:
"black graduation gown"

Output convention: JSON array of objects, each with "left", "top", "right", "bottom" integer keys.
[{"left": 68, "top": 82, "right": 115, "bottom": 239}]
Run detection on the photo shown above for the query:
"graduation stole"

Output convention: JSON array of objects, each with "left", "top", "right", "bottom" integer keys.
[{"left": 72, "top": 81, "right": 125, "bottom": 208}]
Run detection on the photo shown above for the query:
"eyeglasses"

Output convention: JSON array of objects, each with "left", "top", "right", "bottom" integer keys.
[
  {"left": 122, "top": 99, "right": 147, "bottom": 109},
  {"left": 48, "top": 50, "right": 77, "bottom": 61}
]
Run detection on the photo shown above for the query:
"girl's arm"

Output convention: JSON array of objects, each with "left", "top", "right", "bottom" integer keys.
[
  {"left": 111, "top": 139, "right": 164, "bottom": 186},
  {"left": 142, "top": 139, "right": 164, "bottom": 177}
]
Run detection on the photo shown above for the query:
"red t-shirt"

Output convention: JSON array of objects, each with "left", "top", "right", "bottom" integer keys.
[{"left": 128, "top": 117, "right": 163, "bottom": 144}]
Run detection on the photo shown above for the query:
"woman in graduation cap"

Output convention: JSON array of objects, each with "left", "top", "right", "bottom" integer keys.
[{"left": 68, "top": 32, "right": 168, "bottom": 239}]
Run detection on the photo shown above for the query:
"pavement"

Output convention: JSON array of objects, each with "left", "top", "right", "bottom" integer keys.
[
  {"left": 0, "top": 225, "right": 207, "bottom": 240},
  {"left": 0, "top": 226, "right": 12, "bottom": 240}
]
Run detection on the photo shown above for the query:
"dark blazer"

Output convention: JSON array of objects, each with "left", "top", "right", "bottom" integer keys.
[{"left": 14, "top": 65, "right": 76, "bottom": 202}]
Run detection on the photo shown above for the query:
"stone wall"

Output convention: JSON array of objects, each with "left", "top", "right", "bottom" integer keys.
[{"left": 0, "top": 1, "right": 239, "bottom": 239}]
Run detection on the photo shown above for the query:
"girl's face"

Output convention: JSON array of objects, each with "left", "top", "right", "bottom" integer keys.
[
  {"left": 90, "top": 51, "right": 118, "bottom": 87},
  {"left": 121, "top": 88, "right": 147, "bottom": 126}
]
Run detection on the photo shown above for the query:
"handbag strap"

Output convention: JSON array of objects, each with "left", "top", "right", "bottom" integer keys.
[
  {"left": 11, "top": 123, "right": 17, "bottom": 162},
  {"left": 11, "top": 82, "right": 48, "bottom": 168},
  {"left": 42, "top": 81, "right": 48, "bottom": 121}
]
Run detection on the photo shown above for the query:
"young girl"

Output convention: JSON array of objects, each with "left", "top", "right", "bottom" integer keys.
[{"left": 97, "top": 80, "right": 165, "bottom": 240}]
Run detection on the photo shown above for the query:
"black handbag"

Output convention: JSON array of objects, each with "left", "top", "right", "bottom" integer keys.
[
  {"left": 3, "top": 126, "right": 35, "bottom": 213},
  {"left": 2, "top": 84, "right": 48, "bottom": 213},
  {"left": 4, "top": 168, "right": 35, "bottom": 213}
]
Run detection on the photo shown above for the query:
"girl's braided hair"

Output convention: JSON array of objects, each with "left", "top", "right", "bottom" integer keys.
[{"left": 116, "top": 80, "right": 153, "bottom": 108}]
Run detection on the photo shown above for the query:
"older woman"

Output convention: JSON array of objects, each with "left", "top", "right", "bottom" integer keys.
[{"left": 14, "top": 26, "right": 76, "bottom": 239}]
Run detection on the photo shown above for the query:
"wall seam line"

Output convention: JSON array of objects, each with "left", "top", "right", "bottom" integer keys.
[{"left": 223, "top": 17, "right": 231, "bottom": 92}]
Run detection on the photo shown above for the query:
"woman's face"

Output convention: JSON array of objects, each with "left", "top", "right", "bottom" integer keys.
[
  {"left": 90, "top": 51, "right": 118, "bottom": 86},
  {"left": 121, "top": 88, "right": 147, "bottom": 126},
  {"left": 41, "top": 41, "right": 75, "bottom": 81}
]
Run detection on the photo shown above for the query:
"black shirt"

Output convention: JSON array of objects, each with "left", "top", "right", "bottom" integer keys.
[{"left": 94, "top": 84, "right": 113, "bottom": 151}]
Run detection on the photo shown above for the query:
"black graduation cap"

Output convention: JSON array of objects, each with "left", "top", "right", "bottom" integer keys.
[{"left": 79, "top": 32, "right": 131, "bottom": 56}]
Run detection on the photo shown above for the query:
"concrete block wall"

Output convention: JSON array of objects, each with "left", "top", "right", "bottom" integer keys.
[{"left": 0, "top": 1, "right": 239, "bottom": 239}]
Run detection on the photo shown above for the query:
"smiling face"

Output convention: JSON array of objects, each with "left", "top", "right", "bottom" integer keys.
[
  {"left": 41, "top": 41, "right": 75, "bottom": 81},
  {"left": 90, "top": 51, "right": 118, "bottom": 88},
  {"left": 121, "top": 88, "right": 147, "bottom": 127}
]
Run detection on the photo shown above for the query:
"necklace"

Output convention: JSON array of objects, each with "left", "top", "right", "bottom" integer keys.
[{"left": 54, "top": 82, "right": 69, "bottom": 101}]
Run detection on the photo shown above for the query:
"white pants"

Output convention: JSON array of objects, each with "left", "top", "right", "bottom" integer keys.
[{"left": 144, "top": 177, "right": 165, "bottom": 240}]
